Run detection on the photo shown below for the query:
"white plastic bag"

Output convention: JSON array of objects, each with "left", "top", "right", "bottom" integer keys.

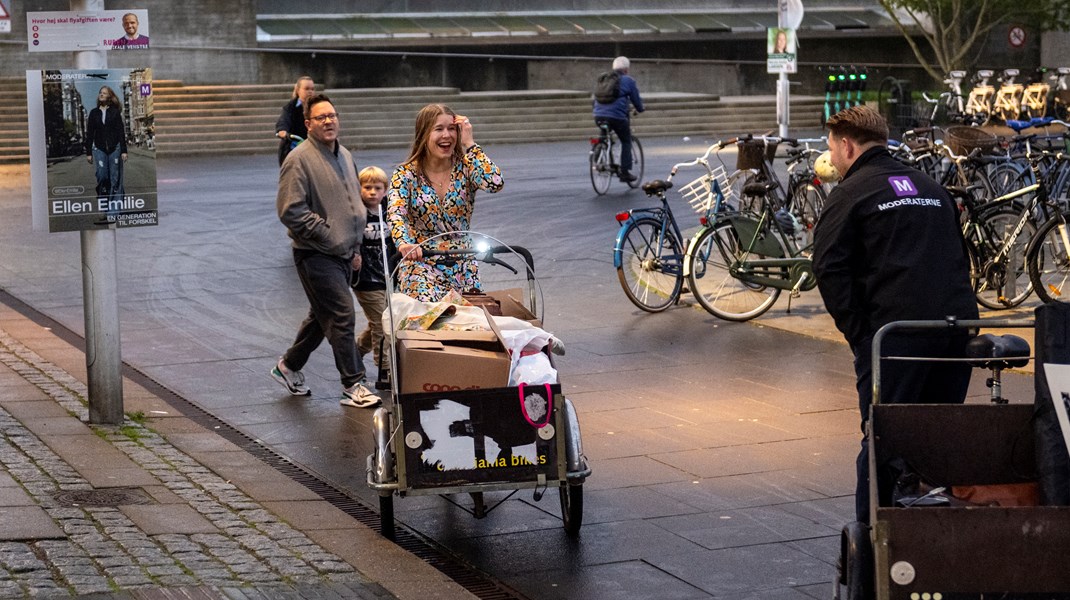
[{"left": 496, "top": 320, "right": 559, "bottom": 385}]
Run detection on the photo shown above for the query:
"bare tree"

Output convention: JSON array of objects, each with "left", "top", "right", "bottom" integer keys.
[{"left": 878, "top": 0, "right": 1070, "bottom": 82}]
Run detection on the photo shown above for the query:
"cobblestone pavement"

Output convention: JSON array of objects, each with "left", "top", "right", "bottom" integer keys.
[{"left": 0, "top": 327, "right": 395, "bottom": 599}]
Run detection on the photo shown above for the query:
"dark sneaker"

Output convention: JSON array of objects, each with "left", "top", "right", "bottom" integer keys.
[
  {"left": 271, "top": 359, "right": 311, "bottom": 396},
  {"left": 619, "top": 171, "right": 637, "bottom": 183},
  {"left": 341, "top": 381, "right": 381, "bottom": 408}
]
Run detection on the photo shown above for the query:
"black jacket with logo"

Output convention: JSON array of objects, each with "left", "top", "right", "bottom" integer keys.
[{"left": 812, "top": 146, "right": 978, "bottom": 348}]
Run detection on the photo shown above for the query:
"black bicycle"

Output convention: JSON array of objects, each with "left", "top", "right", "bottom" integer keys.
[{"left": 589, "top": 121, "right": 644, "bottom": 195}]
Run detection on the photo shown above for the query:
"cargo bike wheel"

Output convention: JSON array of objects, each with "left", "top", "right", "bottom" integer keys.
[
  {"left": 835, "top": 521, "right": 873, "bottom": 600},
  {"left": 560, "top": 483, "right": 583, "bottom": 537}
]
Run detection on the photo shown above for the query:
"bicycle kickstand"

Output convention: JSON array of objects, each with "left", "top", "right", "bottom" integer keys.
[{"left": 786, "top": 272, "right": 810, "bottom": 314}]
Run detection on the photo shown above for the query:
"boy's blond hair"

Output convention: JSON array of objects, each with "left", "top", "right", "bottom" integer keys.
[{"left": 359, "top": 166, "right": 388, "bottom": 186}]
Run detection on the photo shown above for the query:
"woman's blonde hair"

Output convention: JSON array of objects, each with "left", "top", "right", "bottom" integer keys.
[
  {"left": 291, "top": 76, "right": 313, "bottom": 100},
  {"left": 403, "top": 104, "right": 462, "bottom": 176}
]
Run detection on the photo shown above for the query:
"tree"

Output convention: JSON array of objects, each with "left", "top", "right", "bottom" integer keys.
[{"left": 878, "top": 0, "right": 1070, "bottom": 82}]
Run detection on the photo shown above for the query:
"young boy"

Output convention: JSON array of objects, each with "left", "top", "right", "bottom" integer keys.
[{"left": 352, "top": 166, "right": 394, "bottom": 389}]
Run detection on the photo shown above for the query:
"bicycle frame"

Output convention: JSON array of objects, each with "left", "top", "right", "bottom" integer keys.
[
  {"left": 612, "top": 201, "right": 688, "bottom": 277},
  {"left": 725, "top": 207, "right": 817, "bottom": 293}
]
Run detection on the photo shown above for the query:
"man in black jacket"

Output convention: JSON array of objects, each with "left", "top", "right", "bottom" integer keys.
[{"left": 813, "top": 106, "right": 978, "bottom": 523}]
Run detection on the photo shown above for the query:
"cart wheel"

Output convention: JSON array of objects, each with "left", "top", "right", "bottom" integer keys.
[
  {"left": 837, "top": 521, "right": 873, "bottom": 600},
  {"left": 379, "top": 493, "right": 395, "bottom": 540},
  {"left": 560, "top": 483, "right": 583, "bottom": 536}
]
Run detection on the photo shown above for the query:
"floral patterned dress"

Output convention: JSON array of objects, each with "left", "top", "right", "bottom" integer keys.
[{"left": 387, "top": 144, "right": 504, "bottom": 301}]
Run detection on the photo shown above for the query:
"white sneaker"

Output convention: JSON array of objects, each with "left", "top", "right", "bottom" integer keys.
[
  {"left": 341, "top": 381, "right": 381, "bottom": 408},
  {"left": 271, "top": 359, "right": 311, "bottom": 396}
]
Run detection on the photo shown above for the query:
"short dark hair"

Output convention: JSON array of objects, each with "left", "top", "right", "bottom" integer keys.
[
  {"left": 826, "top": 105, "right": 889, "bottom": 145},
  {"left": 304, "top": 93, "right": 333, "bottom": 121}
]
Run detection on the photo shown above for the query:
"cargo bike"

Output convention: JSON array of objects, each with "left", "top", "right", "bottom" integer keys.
[
  {"left": 836, "top": 316, "right": 1070, "bottom": 600},
  {"left": 366, "top": 233, "right": 591, "bottom": 540}
]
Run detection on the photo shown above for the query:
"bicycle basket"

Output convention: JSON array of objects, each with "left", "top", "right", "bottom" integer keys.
[
  {"left": 680, "top": 166, "right": 731, "bottom": 215},
  {"left": 736, "top": 140, "right": 777, "bottom": 171},
  {"left": 945, "top": 126, "right": 998, "bottom": 155}
]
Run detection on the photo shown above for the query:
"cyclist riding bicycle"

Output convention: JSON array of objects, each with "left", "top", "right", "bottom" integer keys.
[{"left": 593, "top": 56, "right": 644, "bottom": 183}]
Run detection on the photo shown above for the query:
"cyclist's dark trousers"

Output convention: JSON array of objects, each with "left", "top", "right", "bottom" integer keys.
[
  {"left": 850, "top": 332, "right": 971, "bottom": 524},
  {"left": 283, "top": 249, "right": 366, "bottom": 388},
  {"left": 596, "top": 117, "right": 633, "bottom": 172}
]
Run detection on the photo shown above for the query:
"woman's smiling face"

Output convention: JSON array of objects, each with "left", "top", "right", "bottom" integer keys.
[{"left": 426, "top": 113, "right": 458, "bottom": 161}]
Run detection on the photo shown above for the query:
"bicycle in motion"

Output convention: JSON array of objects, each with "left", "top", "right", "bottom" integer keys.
[{"left": 589, "top": 121, "right": 644, "bottom": 195}]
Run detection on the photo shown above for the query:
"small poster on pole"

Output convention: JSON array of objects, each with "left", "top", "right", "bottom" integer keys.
[
  {"left": 27, "top": 9, "right": 149, "bottom": 52},
  {"left": 26, "top": 68, "right": 158, "bottom": 233},
  {"left": 767, "top": 27, "right": 797, "bottom": 74}
]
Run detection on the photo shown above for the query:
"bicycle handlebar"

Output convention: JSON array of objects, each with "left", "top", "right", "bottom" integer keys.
[{"left": 421, "top": 245, "right": 534, "bottom": 277}]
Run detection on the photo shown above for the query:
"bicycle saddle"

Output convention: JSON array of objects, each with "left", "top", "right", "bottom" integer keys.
[
  {"left": 965, "top": 334, "right": 1031, "bottom": 370},
  {"left": 642, "top": 180, "right": 673, "bottom": 195},
  {"left": 742, "top": 181, "right": 777, "bottom": 197},
  {"left": 1005, "top": 116, "right": 1054, "bottom": 132}
]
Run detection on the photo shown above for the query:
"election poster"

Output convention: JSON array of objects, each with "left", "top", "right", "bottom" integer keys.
[
  {"left": 27, "top": 9, "right": 148, "bottom": 52},
  {"left": 767, "top": 27, "right": 797, "bottom": 74},
  {"left": 26, "top": 68, "right": 158, "bottom": 233}
]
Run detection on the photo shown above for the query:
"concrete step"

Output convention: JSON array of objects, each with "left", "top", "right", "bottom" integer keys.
[{"left": 0, "top": 82, "right": 825, "bottom": 163}]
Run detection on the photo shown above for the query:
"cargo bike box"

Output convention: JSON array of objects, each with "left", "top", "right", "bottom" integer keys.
[
  {"left": 837, "top": 318, "right": 1070, "bottom": 600},
  {"left": 367, "top": 241, "right": 589, "bottom": 540}
]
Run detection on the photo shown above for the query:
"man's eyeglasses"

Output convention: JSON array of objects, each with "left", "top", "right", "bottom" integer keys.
[{"left": 310, "top": 113, "right": 339, "bottom": 123}]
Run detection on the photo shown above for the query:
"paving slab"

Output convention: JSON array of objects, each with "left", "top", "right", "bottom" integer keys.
[
  {"left": 119, "top": 504, "right": 220, "bottom": 535},
  {"left": 0, "top": 506, "right": 66, "bottom": 540}
]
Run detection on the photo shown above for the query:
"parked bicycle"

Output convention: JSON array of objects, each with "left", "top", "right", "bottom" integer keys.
[
  {"left": 589, "top": 121, "right": 644, "bottom": 195},
  {"left": 964, "top": 69, "right": 996, "bottom": 125},
  {"left": 1051, "top": 67, "right": 1070, "bottom": 120},
  {"left": 992, "top": 69, "right": 1025, "bottom": 123},
  {"left": 683, "top": 142, "right": 821, "bottom": 321},
  {"left": 611, "top": 140, "right": 732, "bottom": 311}
]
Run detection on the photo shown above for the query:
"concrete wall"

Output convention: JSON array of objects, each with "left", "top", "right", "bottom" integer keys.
[
  {"left": 1042, "top": 31, "right": 1070, "bottom": 67},
  {"left": 1, "top": 0, "right": 258, "bottom": 84}
]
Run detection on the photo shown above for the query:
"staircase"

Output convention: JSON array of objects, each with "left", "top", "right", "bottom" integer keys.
[{"left": 0, "top": 77, "right": 825, "bottom": 164}]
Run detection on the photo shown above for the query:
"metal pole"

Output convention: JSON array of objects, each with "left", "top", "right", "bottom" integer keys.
[
  {"left": 74, "top": 0, "right": 124, "bottom": 424},
  {"left": 778, "top": 72, "right": 790, "bottom": 138}
]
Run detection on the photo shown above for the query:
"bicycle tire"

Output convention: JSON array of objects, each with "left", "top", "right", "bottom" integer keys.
[
  {"left": 986, "top": 161, "right": 1029, "bottom": 198},
  {"left": 616, "top": 217, "right": 684, "bottom": 312},
  {"left": 966, "top": 208, "right": 1035, "bottom": 309},
  {"left": 1028, "top": 214, "right": 1070, "bottom": 303},
  {"left": 1054, "top": 100, "right": 1070, "bottom": 122},
  {"left": 590, "top": 142, "right": 611, "bottom": 195},
  {"left": 788, "top": 180, "right": 826, "bottom": 247},
  {"left": 627, "top": 138, "right": 644, "bottom": 189},
  {"left": 1052, "top": 166, "right": 1070, "bottom": 211},
  {"left": 687, "top": 219, "right": 785, "bottom": 321}
]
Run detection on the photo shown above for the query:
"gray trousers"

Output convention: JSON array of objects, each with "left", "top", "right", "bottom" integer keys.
[{"left": 283, "top": 250, "right": 365, "bottom": 388}]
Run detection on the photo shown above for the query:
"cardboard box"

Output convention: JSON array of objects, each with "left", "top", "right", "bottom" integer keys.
[
  {"left": 484, "top": 288, "right": 540, "bottom": 326},
  {"left": 395, "top": 312, "right": 511, "bottom": 395}
]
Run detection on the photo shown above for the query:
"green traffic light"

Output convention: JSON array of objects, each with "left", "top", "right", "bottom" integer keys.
[
  {"left": 838, "top": 74, "right": 846, "bottom": 80},
  {"left": 828, "top": 75, "right": 836, "bottom": 82},
  {"left": 860, "top": 74, "right": 867, "bottom": 80},
  {"left": 849, "top": 74, "right": 857, "bottom": 80}
]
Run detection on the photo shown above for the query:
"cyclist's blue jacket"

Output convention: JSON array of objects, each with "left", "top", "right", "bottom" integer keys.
[
  {"left": 593, "top": 72, "right": 644, "bottom": 121},
  {"left": 812, "top": 146, "right": 978, "bottom": 349}
]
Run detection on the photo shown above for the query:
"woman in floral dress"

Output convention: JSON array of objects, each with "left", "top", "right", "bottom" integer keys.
[{"left": 387, "top": 104, "right": 504, "bottom": 301}]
